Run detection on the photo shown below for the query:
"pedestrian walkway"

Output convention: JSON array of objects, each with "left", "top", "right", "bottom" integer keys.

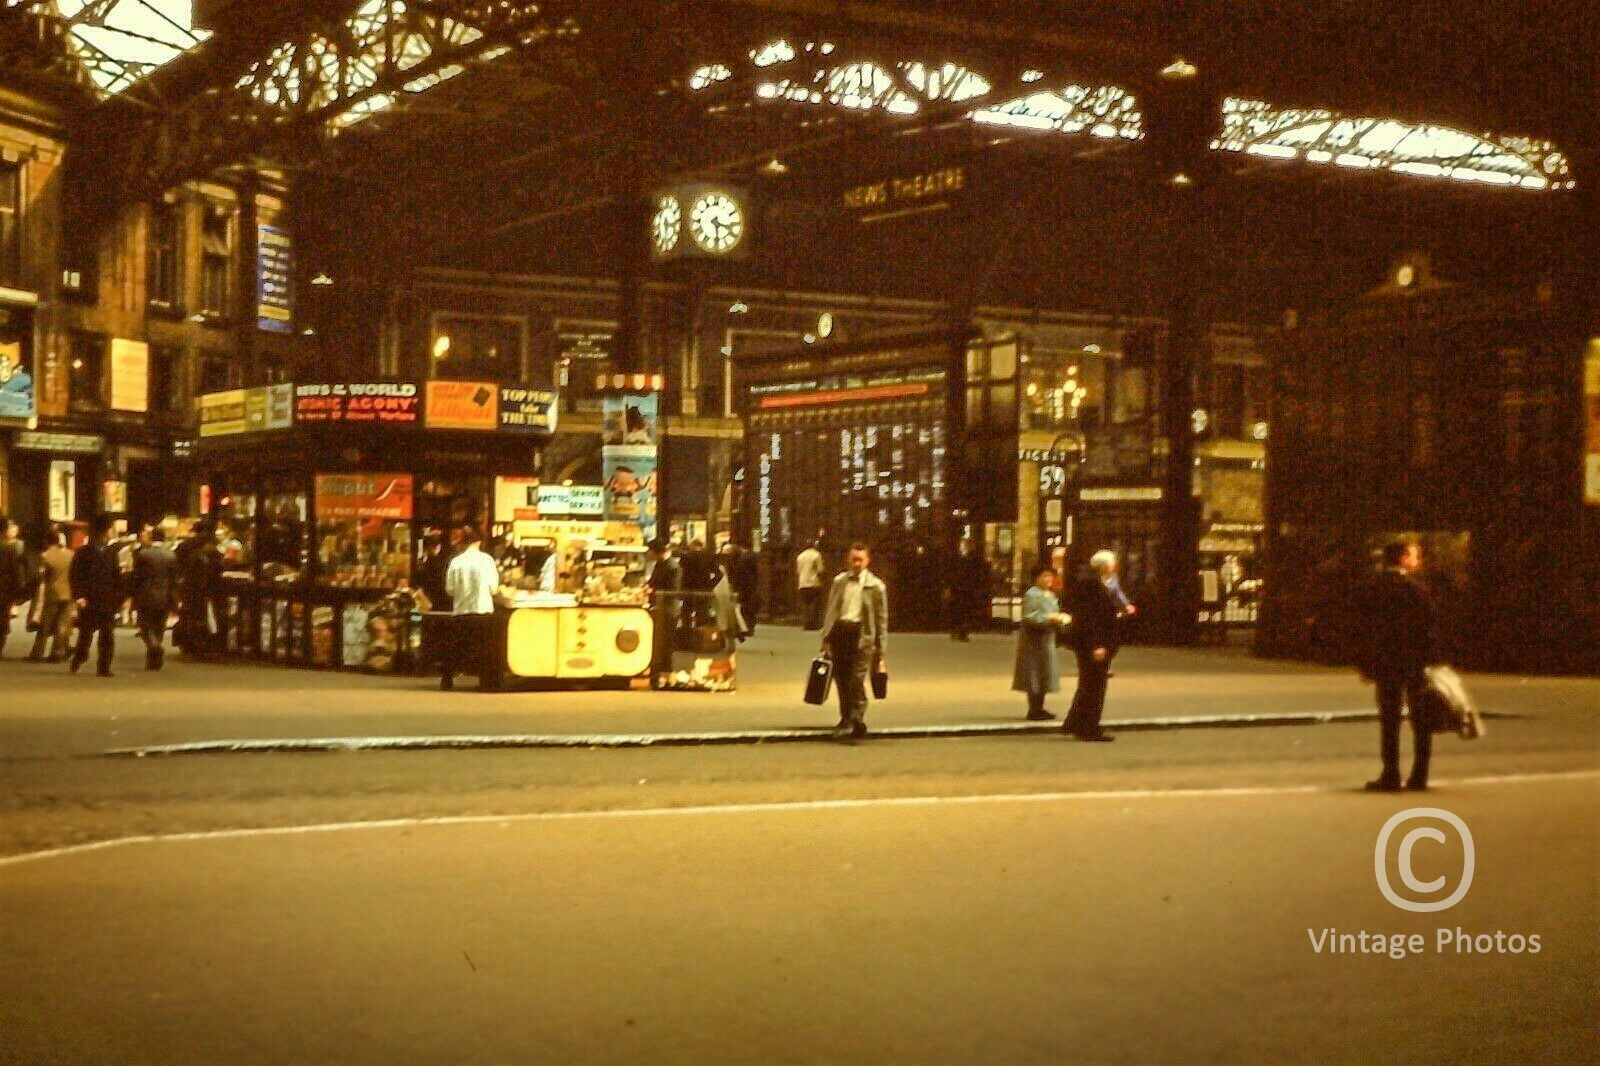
[{"left": 1, "top": 622, "right": 1571, "bottom": 759}]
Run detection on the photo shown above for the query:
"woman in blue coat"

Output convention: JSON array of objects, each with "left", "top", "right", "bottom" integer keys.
[{"left": 1012, "top": 566, "right": 1071, "bottom": 720}]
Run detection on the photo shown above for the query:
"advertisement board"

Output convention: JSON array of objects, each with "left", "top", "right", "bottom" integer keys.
[
  {"left": 295, "top": 382, "right": 420, "bottom": 425},
  {"left": 494, "top": 476, "right": 541, "bottom": 523},
  {"left": 425, "top": 380, "right": 499, "bottom": 430},
  {"left": 498, "top": 385, "right": 559, "bottom": 433},
  {"left": 603, "top": 444, "right": 658, "bottom": 543},
  {"left": 0, "top": 303, "right": 35, "bottom": 424},
  {"left": 314, "top": 473, "right": 414, "bottom": 521},
  {"left": 1585, "top": 342, "right": 1599, "bottom": 507},
  {"left": 199, "top": 389, "right": 248, "bottom": 437},
  {"left": 109, "top": 338, "right": 150, "bottom": 413},
  {"left": 245, "top": 383, "right": 294, "bottom": 431},
  {"left": 256, "top": 224, "right": 294, "bottom": 334}
]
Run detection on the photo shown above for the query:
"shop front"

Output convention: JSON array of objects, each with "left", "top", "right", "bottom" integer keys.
[{"left": 194, "top": 379, "right": 556, "bottom": 672}]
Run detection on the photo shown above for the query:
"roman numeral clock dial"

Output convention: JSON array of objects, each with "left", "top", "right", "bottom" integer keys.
[{"left": 651, "top": 195, "right": 681, "bottom": 254}]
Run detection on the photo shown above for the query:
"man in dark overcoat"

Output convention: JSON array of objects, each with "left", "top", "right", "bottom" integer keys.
[
  {"left": 130, "top": 527, "right": 179, "bottom": 670},
  {"left": 1062, "top": 550, "right": 1123, "bottom": 741},
  {"left": 69, "top": 515, "right": 123, "bottom": 677},
  {"left": 1358, "top": 538, "right": 1441, "bottom": 791}
]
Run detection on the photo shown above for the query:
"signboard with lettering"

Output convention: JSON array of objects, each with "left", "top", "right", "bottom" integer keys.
[
  {"left": 1585, "top": 341, "right": 1599, "bottom": 507},
  {"left": 569, "top": 485, "right": 604, "bottom": 516},
  {"left": 245, "top": 383, "right": 295, "bottom": 431},
  {"left": 15, "top": 431, "right": 104, "bottom": 454},
  {"left": 109, "top": 338, "right": 149, "bottom": 413},
  {"left": 843, "top": 166, "right": 967, "bottom": 222},
  {"left": 199, "top": 389, "right": 248, "bottom": 437},
  {"left": 256, "top": 224, "right": 293, "bottom": 334},
  {"left": 558, "top": 330, "right": 613, "bottom": 361},
  {"left": 295, "top": 382, "right": 420, "bottom": 425},
  {"left": 498, "top": 385, "right": 559, "bottom": 434},
  {"left": 425, "top": 380, "right": 498, "bottom": 430},
  {"left": 1079, "top": 486, "right": 1163, "bottom": 502},
  {"left": 494, "top": 476, "right": 541, "bottom": 522},
  {"left": 314, "top": 473, "right": 414, "bottom": 520}
]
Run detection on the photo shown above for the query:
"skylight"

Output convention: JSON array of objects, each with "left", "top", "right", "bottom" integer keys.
[
  {"left": 1214, "top": 97, "right": 1574, "bottom": 190},
  {"left": 10, "top": 0, "right": 211, "bottom": 96}
]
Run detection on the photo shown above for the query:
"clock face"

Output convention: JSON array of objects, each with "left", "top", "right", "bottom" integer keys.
[
  {"left": 651, "top": 196, "right": 681, "bottom": 254},
  {"left": 689, "top": 191, "right": 745, "bottom": 254}
]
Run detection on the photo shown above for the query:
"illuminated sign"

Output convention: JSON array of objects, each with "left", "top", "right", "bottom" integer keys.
[
  {"left": 844, "top": 166, "right": 968, "bottom": 212},
  {"left": 314, "top": 473, "right": 414, "bottom": 520},
  {"left": 499, "top": 385, "right": 559, "bottom": 434},
  {"left": 15, "top": 431, "right": 104, "bottom": 454},
  {"left": 757, "top": 382, "right": 930, "bottom": 409},
  {"left": 256, "top": 224, "right": 294, "bottom": 334},
  {"left": 198, "top": 389, "right": 247, "bottom": 437},
  {"left": 1585, "top": 340, "right": 1599, "bottom": 507},
  {"left": 425, "top": 380, "right": 498, "bottom": 430},
  {"left": 1079, "top": 486, "right": 1163, "bottom": 502},
  {"left": 294, "top": 382, "right": 420, "bottom": 425}
]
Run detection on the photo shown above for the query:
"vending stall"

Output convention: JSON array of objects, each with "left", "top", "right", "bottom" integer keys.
[{"left": 193, "top": 379, "right": 556, "bottom": 672}]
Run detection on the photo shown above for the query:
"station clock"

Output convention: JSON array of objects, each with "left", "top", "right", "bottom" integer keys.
[{"left": 649, "top": 184, "right": 751, "bottom": 261}]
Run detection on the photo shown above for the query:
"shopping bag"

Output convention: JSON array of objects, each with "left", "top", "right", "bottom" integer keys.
[
  {"left": 1421, "top": 665, "right": 1486, "bottom": 740},
  {"left": 803, "top": 654, "right": 833, "bottom": 705}
]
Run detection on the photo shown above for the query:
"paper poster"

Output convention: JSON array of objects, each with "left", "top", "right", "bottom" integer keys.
[{"left": 425, "top": 380, "right": 498, "bottom": 430}]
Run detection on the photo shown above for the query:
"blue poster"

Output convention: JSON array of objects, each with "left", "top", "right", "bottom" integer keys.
[
  {"left": 256, "top": 224, "right": 294, "bottom": 334},
  {"left": 0, "top": 338, "right": 34, "bottom": 424}
]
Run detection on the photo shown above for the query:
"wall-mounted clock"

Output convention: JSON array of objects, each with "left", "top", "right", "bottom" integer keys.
[
  {"left": 688, "top": 190, "right": 745, "bottom": 254},
  {"left": 651, "top": 195, "right": 681, "bottom": 254}
]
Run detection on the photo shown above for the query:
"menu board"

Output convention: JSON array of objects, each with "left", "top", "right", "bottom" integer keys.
[{"left": 294, "top": 382, "right": 420, "bottom": 425}]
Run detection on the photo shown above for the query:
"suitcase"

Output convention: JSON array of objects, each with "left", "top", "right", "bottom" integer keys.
[{"left": 803, "top": 655, "right": 834, "bottom": 705}]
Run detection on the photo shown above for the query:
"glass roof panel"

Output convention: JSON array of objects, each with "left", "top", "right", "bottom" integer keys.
[{"left": 22, "top": 0, "right": 212, "bottom": 96}]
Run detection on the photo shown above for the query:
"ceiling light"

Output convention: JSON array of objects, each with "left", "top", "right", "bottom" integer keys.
[
  {"left": 761, "top": 157, "right": 790, "bottom": 176},
  {"left": 1020, "top": 70, "right": 1044, "bottom": 83},
  {"left": 1169, "top": 171, "right": 1195, "bottom": 187},
  {"left": 803, "top": 333, "right": 816, "bottom": 344},
  {"left": 1083, "top": 344, "right": 1101, "bottom": 354},
  {"left": 310, "top": 272, "right": 334, "bottom": 286},
  {"left": 720, "top": 345, "right": 733, "bottom": 356},
  {"left": 431, "top": 335, "right": 451, "bottom": 359},
  {"left": 729, "top": 301, "right": 749, "bottom": 314},
  {"left": 1161, "top": 58, "right": 1198, "bottom": 80}
]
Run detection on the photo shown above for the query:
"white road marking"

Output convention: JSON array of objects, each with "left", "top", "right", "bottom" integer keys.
[
  {"left": 104, "top": 709, "right": 1397, "bottom": 757},
  {"left": 1, "top": 769, "right": 1594, "bottom": 872}
]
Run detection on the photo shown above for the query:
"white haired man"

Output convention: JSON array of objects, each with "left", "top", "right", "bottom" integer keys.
[{"left": 1062, "top": 549, "right": 1125, "bottom": 741}]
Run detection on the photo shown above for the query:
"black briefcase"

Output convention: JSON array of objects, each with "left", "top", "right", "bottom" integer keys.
[
  {"left": 870, "top": 664, "right": 888, "bottom": 700},
  {"left": 803, "top": 655, "right": 834, "bottom": 705}
]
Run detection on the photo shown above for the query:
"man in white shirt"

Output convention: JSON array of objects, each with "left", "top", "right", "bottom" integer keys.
[
  {"left": 818, "top": 543, "right": 888, "bottom": 739},
  {"left": 795, "top": 540, "right": 825, "bottom": 630},
  {"left": 441, "top": 526, "right": 500, "bottom": 690}
]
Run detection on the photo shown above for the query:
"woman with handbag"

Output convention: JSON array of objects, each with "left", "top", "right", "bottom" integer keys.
[{"left": 1012, "top": 566, "right": 1071, "bottom": 721}]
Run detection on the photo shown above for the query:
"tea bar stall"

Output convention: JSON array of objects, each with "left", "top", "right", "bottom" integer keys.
[{"left": 194, "top": 380, "right": 555, "bottom": 671}]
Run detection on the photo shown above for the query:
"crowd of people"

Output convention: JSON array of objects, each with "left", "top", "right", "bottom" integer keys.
[{"left": 0, "top": 512, "right": 237, "bottom": 675}]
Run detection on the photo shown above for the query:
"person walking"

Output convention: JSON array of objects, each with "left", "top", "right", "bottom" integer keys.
[
  {"left": 26, "top": 529, "right": 75, "bottom": 662},
  {"left": 174, "top": 522, "right": 220, "bottom": 655},
  {"left": 950, "top": 538, "right": 990, "bottom": 641},
  {"left": 796, "top": 539, "right": 825, "bottom": 630},
  {"left": 818, "top": 543, "right": 888, "bottom": 740},
  {"left": 1358, "top": 538, "right": 1440, "bottom": 792},
  {"left": 441, "top": 525, "right": 499, "bottom": 691},
  {"left": 1013, "top": 566, "right": 1071, "bottom": 720},
  {"left": 68, "top": 515, "right": 123, "bottom": 677},
  {"left": 130, "top": 528, "right": 179, "bottom": 670},
  {"left": 1061, "top": 549, "right": 1123, "bottom": 741},
  {"left": 721, "top": 540, "right": 761, "bottom": 638},
  {"left": 679, "top": 538, "right": 720, "bottom": 628},
  {"left": 0, "top": 517, "right": 30, "bottom": 659}
]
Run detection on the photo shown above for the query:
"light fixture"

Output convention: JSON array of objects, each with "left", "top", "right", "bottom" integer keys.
[
  {"left": 301, "top": 328, "right": 316, "bottom": 336},
  {"left": 1252, "top": 421, "right": 1269, "bottom": 440},
  {"left": 188, "top": 313, "right": 206, "bottom": 323},
  {"left": 719, "top": 345, "right": 733, "bottom": 356},
  {"left": 803, "top": 333, "right": 816, "bottom": 344},
  {"left": 1169, "top": 171, "right": 1195, "bottom": 187},
  {"left": 431, "top": 335, "right": 451, "bottom": 359},
  {"left": 729, "top": 301, "right": 749, "bottom": 314},
  {"left": 1020, "top": 69, "right": 1044, "bottom": 83},
  {"left": 1191, "top": 408, "right": 1210, "bottom": 434},
  {"left": 817, "top": 311, "right": 833, "bottom": 338},
  {"left": 761, "top": 157, "right": 790, "bottom": 176},
  {"left": 1083, "top": 344, "right": 1101, "bottom": 354},
  {"left": 310, "top": 273, "right": 334, "bottom": 286},
  {"left": 1067, "top": 364, "right": 1079, "bottom": 376},
  {"left": 1161, "top": 57, "right": 1198, "bottom": 80},
  {"left": 1395, "top": 264, "right": 1416, "bottom": 288},
  {"left": 71, "top": 358, "right": 83, "bottom": 370}
]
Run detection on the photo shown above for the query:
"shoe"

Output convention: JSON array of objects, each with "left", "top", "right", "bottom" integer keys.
[
  {"left": 1404, "top": 780, "right": 1429, "bottom": 791},
  {"left": 69, "top": 659, "right": 83, "bottom": 674},
  {"left": 97, "top": 669, "right": 114, "bottom": 678},
  {"left": 154, "top": 648, "right": 164, "bottom": 670},
  {"left": 1077, "top": 732, "right": 1115, "bottom": 742},
  {"left": 852, "top": 721, "right": 868, "bottom": 739},
  {"left": 440, "top": 675, "right": 454, "bottom": 692},
  {"left": 1026, "top": 709, "right": 1057, "bottom": 721},
  {"left": 830, "top": 724, "right": 855, "bottom": 740},
  {"left": 1365, "top": 778, "right": 1403, "bottom": 792}
]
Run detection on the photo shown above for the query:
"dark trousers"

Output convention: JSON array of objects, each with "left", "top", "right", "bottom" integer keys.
[
  {"left": 1376, "top": 677, "right": 1433, "bottom": 786},
  {"left": 72, "top": 607, "right": 116, "bottom": 674},
  {"left": 827, "top": 620, "right": 869, "bottom": 726},
  {"left": 1027, "top": 692, "right": 1047, "bottom": 716},
  {"left": 29, "top": 599, "right": 74, "bottom": 659},
  {"left": 138, "top": 607, "right": 169, "bottom": 667},
  {"left": 1064, "top": 653, "right": 1111, "bottom": 736},
  {"left": 440, "top": 613, "right": 494, "bottom": 689},
  {"left": 0, "top": 605, "right": 11, "bottom": 656},
  {"left": 800, "top": 587, "right": 823, "bottom": 630}
]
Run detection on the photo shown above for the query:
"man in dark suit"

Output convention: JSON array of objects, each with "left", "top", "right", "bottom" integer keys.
[
  {"left": 130, "top": 527, "right": 179, "bottom": 670},
  {"left": 69, "top": 514, "right": 123, "bottom": 677},
  {"left": 1062, "top": 549, "right": 1124, "bottom": 741},
  {"left": 1359, "top": 538, "right": 1440, "bottom": 791}
]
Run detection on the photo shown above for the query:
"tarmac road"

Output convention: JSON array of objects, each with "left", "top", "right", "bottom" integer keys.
[{"left": 1, "top": 773, "right": 1593, "bottom": 1065}]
